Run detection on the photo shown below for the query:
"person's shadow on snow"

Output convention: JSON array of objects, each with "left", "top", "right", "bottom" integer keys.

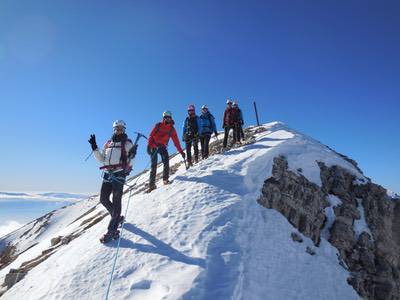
[{"left": 106, "top": 223, "right": 206, "bottom": 268}]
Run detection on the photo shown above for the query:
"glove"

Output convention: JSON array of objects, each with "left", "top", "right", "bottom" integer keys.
[
  {"left": 241, "top": 120, "right": 244, "bottom": 125},
  {"left": 214, "top": 132, "right": 218, "bottom": 138},
  {"left": 129, "top": 144, "right": 138, "bottom": 158},
  {"left": 88, "top": 134, "right": 97, "bottom": 150},
  {"left": 147, "top": 145, "right": 153, "bottom": 155},
  {"left": 181, "top": 152, "right": 186, "bottom": 159}
]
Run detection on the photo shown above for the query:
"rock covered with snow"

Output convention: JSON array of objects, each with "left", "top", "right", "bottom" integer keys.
[{"left": 259, "top": 151, "right": 400, "bottom": 300}]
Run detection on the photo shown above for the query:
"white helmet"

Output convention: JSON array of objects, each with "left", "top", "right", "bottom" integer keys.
[
  {"left": 163, "top": 111, "right": 172, "bottom": 118},
  {"left": 201, "top": 105, "right": 208, "bottom": 110},
  {"left": 226, "top": 99, "right": 232, "bottom": 104},
  {"left": 113, "top": 120, "right": 126, "bottom": 129}
]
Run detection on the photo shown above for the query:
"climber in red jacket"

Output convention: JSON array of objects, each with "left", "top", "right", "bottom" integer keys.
[{"left": 147, "top": 111, "right": 185, "bottom": 192}]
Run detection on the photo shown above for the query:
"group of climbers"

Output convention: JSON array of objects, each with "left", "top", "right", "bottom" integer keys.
[{"left": 88, "top": 99, "right": 244, "bottom": 243}]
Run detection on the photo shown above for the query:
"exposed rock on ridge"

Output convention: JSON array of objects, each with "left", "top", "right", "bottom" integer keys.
[{"left": 258, "top": 156, "right": 400, "bottom": 300}]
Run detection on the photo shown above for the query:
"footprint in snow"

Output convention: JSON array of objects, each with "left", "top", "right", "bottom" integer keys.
[{"left": 130, "top": 279, "right": 152, "bottom": 290}]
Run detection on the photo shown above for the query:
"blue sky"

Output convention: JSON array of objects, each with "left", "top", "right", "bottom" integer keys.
[{"left": 0, "top": 0, "right": 399, "bottom": 194}]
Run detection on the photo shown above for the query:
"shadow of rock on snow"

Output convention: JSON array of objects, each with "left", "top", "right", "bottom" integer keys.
[{"left": 107, "top": 223, "right": 205, "bottom": 268}]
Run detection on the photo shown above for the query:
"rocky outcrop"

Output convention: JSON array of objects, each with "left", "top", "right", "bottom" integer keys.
[
  {"left": 257, "top": 156, "right": 329, "bottom": 245},
  {"left": 258, "top": 156, "right": 400, "bottom": 300},
  {"left": 0, "top": 211, "right": 109, "bottom": 296},
  {"left": 319, "top": 162, "right": 400, "bottom": 300}
]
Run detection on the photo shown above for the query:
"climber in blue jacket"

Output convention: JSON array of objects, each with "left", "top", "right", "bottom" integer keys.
[{"left": 199, "top": 105, "right": 218, "bottom": 159}]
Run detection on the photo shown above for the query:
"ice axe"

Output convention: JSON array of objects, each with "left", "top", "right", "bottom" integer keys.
[{"left": 133, "top": 132, "right": 147, "bottom": 145}]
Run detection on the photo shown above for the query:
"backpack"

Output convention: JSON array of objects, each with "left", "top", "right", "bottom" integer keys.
[
  {"left": 185, "top": 117, "right": 198, "bottom": 134},
  {"left": 155, "top": 122, "right": 173, "bottom": 139}
]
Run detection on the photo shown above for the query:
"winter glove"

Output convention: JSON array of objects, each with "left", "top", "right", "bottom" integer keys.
[
  {"left": 241, "top": 120, "right": 244, "bottom": 125},
  {"left": 147, "top": 145, "right": 154, "bottom": 155},
  {"left": 129, "top": 144, "right": 138, "bottom": 158},
  {"left": 88, "top": 134, "right": 98, "bottom": 150},
  {"left": 181, "top": 152, "right": 186, "bottom": 160},
  {"left": 214, "top": 132, "right": 219, "bottom": 138}
]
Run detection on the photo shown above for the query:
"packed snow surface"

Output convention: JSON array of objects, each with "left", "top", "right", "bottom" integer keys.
[{"left": 0, "top": 122, "right": 361, "bottom": 300}]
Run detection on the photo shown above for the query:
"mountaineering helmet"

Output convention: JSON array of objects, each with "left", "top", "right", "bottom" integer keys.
[
  {"left": 163, "top": 111, "right": 172, "bottom": 118},
  {"left": 201, "top": 105, "right": 208, "bottom": 111},
  {"left": 226, "top": 99, "right": 232, "bottom": 104},
  {"left": 113, "top": 120, "right": 126, "bottom": 129}
]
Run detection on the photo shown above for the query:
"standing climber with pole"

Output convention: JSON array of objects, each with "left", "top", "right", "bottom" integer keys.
[
  {"left": 88, "top": 120, "right": 138, "bottom": 243},
  {"left": 182, "top": 104, "right": 201, "bottom": 167},
  {"left": 147, "top": 111, "right": 185, "bottom": 193},
  {"left": 199, "top": 105, "right": 218, "bottom": 159},
  {"left": 222, "top": 99, "right": 236, "bottom": 148}
]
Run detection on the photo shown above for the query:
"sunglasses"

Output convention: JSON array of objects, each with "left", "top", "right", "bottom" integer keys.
[
  {"left": 164, "top": 116, "right": 172, "bottom": 119},
  {"left": 188, "top": 109, "right": 195, "bottom": 112}
]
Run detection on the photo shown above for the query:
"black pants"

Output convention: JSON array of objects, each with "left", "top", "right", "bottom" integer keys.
[
  {"left": 99, "top": 171, "right": 126, "bottom": 233},
  {"left": 200, "top": 134, "right": 211, "bottom": 159},
  {"left": 149, "top": 146, "right": 169, "bottom": 187},
  {"left": 185, "top": 137, "right": 199, "bottom": 164},
  {"left": 223, "top": 126, "right": 237, "bottom": 147},
  {"left": 239, "top": 124, "right": 244, "bottom": 140},
  {"left": 234, "top": 123, "right": 242, "bottom": 142}
]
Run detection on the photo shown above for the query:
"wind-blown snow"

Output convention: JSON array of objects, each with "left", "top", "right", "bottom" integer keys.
[{"left": 0, "top": 122, "right": 360, "bottom": 300}]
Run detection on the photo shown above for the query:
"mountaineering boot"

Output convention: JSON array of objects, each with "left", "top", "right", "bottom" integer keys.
[
  {"left": 100, "top": 230, "right": 120, "bottom": 243},
  {"left": 163, "top": 179, "right": 170, "bottom": 185},
  {"left": 146, "top": 184, "right": 157, "bottom": 193}
]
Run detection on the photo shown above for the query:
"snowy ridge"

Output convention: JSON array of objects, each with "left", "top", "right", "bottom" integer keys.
[{"left": 0, "top": 122, "right": 362, "bottom": 299}]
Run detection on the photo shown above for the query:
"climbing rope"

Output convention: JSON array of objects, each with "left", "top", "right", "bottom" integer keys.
[
  {"left": 103, "top": 144, "right": 186, "bottom": 299},
  {"left": 103, "top": 160, "right": 152, "bottom": 300},
  {"left": 104, "top": 186, "right": 133, "bottom": 300}
]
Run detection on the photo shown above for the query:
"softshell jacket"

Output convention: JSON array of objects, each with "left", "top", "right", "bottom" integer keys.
[
  {"left": 94, "top": 136, "right": 134, "bottom": 172},
  {"left": 199, "top": 112, "right": 217, "bottom": 135},
  {"left": 148, "top": 120, "right": 184, "bottom": 153},
  {"left": 223, "top": 107, "right": 237, "bottom": 127},
  {"left": 232, "top": 107, "right": 242, "bottom": 124},
  {"left": 182, "top": 115, "right": 202, "bottom": 140}
]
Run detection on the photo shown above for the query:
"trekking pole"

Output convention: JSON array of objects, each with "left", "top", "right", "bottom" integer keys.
[{"left": 84, "top": 151, "right": 93, "bottom": 162}]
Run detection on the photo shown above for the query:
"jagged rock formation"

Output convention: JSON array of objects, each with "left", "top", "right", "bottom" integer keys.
[
  {"left": 258, "top": 156, "right": 400, "bottom": 300},
  {"left": 258, "top": 156, "right": 329, "bottom": 246}
]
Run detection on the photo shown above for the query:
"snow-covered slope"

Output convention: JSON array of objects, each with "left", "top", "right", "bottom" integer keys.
[{"left": 0, "top": 122, "right": 365, "bottom": 300}]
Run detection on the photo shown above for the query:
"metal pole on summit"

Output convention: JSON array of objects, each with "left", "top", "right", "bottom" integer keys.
[{"left": 253, "top": 101, "right": 260, "bottom": 126}]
